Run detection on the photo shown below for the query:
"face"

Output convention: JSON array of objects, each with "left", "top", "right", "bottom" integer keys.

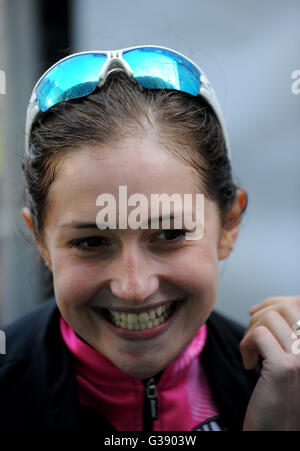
[{"left": 23, "top": 127, "right": 241, "bottom": 379}]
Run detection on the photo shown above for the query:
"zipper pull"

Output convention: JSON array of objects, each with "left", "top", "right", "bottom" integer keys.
[{"left": 145, "top": 377, "right": 158, "bottom": 420}]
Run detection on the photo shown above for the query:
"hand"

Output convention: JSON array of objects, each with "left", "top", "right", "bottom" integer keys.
[{"left": 240, "top": 296, "right": 300, "bottom": 431}]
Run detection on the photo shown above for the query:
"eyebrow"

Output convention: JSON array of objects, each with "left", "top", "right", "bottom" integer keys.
[
  {"left": 61, "top": 221, "right": 99, "bottom": 229},
  {"left": 61, "top": 214, "right": 183, "bottom": 230}
]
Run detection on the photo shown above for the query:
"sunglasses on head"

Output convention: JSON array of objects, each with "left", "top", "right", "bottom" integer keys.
[{"left": 25, "top": 45, "right": 231, "bottom": 159}]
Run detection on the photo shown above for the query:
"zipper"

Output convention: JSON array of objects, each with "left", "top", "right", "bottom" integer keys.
[{"left": 142, "top": 370, "right": 164, "bottom": 431}]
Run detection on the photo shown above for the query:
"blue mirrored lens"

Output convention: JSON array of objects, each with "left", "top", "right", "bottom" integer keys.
[
  {"left": 123, "top": 47, "right": 201, "bottom": 96},
  {"left": 36, "top": 53, "right": 107, "bottom": 112}
]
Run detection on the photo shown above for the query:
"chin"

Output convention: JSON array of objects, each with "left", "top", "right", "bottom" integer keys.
[
  {"left": 122, "top": 367, "right": 159, "bottom": 380},
  {"left": 115, "top": 358, "right": 164, "bottom": 379}
]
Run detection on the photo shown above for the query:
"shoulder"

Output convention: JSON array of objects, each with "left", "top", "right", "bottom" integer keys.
[
  {"left": 0, "top": 296, "right": 58, "bottom": 366},
  {"left": 0, "top": 297, "right": 79, "bottom": 430}
]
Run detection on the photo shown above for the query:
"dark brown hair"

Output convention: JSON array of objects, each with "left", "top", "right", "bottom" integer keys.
[{"left": 22, "top": 71, "right": 248, "bottom": 248}]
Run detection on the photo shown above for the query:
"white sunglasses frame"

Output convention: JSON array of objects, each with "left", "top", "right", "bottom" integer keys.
[{"left": 24, "top": 44, "right": 231, "bottom": 159}]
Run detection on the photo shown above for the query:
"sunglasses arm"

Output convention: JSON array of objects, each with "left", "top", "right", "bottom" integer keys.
[{"left": 25, "top": 94, "right": 41, "bottom": 156}]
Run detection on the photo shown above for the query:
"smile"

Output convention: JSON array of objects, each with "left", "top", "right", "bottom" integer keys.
[
  {"left": 92, "top": 298, "right": 185, "bottom": 339},
  {"left": 104, "top": 301, "right": 180, "bottom": 330}
]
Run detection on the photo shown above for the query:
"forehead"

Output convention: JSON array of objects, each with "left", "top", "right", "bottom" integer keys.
[
  {"left": 50, "top": 133, "right": 201, "bottom": 194},
  {"left": 45, "top": 133, "right": 211, "bottom": 230}
]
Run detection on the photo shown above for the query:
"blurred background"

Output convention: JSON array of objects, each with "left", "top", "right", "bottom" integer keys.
[{"left": 0, "top": 0, "right": 299, "bottom": 328}]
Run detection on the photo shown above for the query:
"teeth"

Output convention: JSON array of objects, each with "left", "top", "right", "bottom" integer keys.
[
  {"left": 149, "top": 310, "right": 156, "bottom": 320},
  {"left": 114, "top": 312, "right": 121, "bottom": 321},
  {"left": 127, "top": 313, "right": 139, "bottom": 324},
  {"left": 107, "top": 301, "right": 176, "bottom": 330},
  {"left": 155, "top": 306, "right": 163, "bottom": 316},
  {"left": 138, "top": 312, "right": 149, "bottom": 322},
  {"left": 120, "top": 312, "right": 127, "bottom": 322}
]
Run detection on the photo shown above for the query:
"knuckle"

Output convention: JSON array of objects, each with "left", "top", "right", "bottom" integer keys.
[
  {"left": 250, "top": 324, "right": 267, "bottom": 340},
  {"left": 261, "top": 309, "right": 279, "bottom": 323},
  {"left": 247, "top": 309, "right": 280, "bottom": 334}
]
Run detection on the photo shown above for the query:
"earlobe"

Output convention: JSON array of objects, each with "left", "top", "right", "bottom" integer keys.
[
  {"left": 218, "top": 224, "right": 239, "bottom": 260},
  {"left": 218, "top": 245, "right": 233, "bottom": 260},
  {"left": 217, "top": 219, "right": 240, "bottom": 260}
]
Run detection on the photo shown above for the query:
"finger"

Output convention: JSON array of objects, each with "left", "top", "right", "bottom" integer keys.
[
  {"left": 249, "top": 295, "right": 300, "bottom": 315},
  {"left": 241, "top": 311, "right": 295, "bottom": 369},
  {"left": 248, "top": 297, "right": 287, "bottom": 315},
  {"left": 247, "top": 299, "right": 300, "bottom": 337},
  {"left": 240, "top": 325, "right": 284, "bottom": 370},
  {"left": 245, "top": 310, "right": 294, "bottom": 353},
  {"left": 278, "top": 305, "right": 300, "bottom": 345},
  {"left": 277, "top": 303, "right": 300, "bottom": 331}
]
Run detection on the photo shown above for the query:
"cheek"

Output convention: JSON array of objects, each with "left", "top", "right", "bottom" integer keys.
[
  {"left": 169, "top": 261, "right": 218, "bottom": 344},
  {"left": 171, "top": 247, "right": 219, "bottom": 300},
  {"left": 52, "top": 256, "right": 99, "bottom": 308}
]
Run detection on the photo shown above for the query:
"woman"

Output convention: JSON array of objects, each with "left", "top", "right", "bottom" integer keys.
[{"left": 1, "top": 46, "right": 300, "bottom": 431}]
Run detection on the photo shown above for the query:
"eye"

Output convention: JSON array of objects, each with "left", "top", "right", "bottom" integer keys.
[
  {"left": 69, "top": 229, "right": 187, "bottom": 253},
  {"left": 151, "top": 229, "right": 186, "bottom": 244},
  {"left": 69, "top": 236, "right": 110, "bottom": 252}
]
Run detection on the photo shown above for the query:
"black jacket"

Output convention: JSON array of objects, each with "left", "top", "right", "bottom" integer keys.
[{"left": 0, "top": 296, "right": 261, "bottom": 431}]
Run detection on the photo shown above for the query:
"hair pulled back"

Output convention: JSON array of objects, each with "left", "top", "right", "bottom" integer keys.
[{"left": 22, "top": 72, "right": 248, "bottom": 246}]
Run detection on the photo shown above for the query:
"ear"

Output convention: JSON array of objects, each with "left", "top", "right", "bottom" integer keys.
[
  {"left": 22, "top": 207, "right": 52, "bottom": 271},
  {"left": 217, "top": 188, "right": 247, "bottom": 260}
]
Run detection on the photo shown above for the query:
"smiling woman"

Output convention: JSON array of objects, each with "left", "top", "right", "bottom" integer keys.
[{"left": 1, "top": 46, "right": 299, "bottom": 432}]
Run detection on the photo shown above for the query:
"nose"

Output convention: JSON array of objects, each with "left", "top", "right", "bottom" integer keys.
[{"left": 109, "top": 245, "right": 159, "bottom": 304}]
